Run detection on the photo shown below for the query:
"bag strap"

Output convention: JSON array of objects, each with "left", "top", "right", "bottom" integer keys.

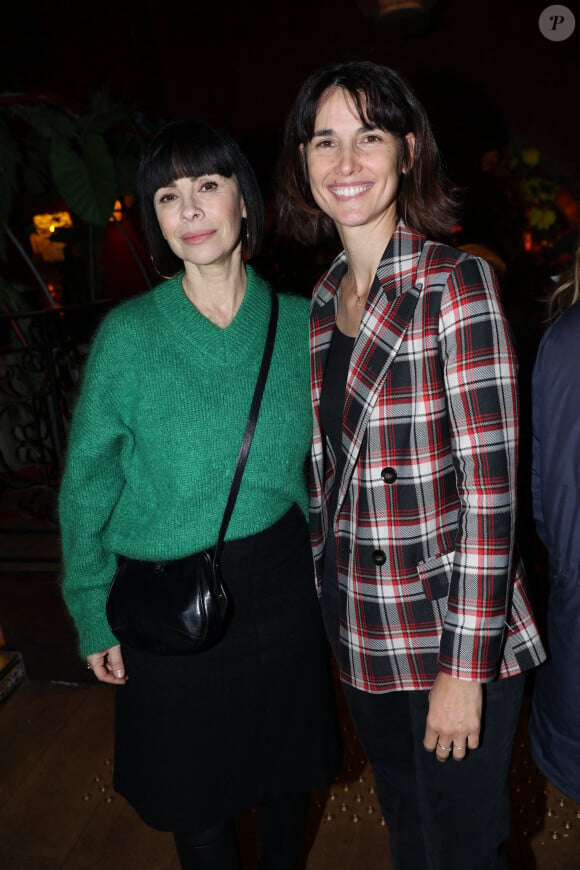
[{"left": 213, "top": 291, "right": 279, "bottom": 565}]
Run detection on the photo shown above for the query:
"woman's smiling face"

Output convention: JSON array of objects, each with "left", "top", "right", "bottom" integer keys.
[{"left": 303, "top": 87, "right": 414, "bottom": 244}]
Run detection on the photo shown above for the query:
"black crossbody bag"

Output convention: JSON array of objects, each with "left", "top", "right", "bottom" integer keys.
[{"left": 106, "top": 292, "right": 279, "bottom": 655}]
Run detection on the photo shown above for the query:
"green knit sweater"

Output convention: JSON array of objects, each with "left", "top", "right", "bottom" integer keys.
[{"left": 59, "top": 266, "right": 312, "bottom": 657}]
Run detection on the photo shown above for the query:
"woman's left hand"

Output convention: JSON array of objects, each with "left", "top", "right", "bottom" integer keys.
[
  {"left": 423, "top": 672, "right": 482, "bottom": 762},
  {"left": 86, "top": 645, "right": 127, "bottom": 685}
]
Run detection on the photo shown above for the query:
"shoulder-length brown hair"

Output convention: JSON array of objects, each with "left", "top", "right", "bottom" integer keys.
[{"left": 276, "top": 60, "right": 460, "bottom": 245}]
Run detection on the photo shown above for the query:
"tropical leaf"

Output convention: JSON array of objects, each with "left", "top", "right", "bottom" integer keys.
[
  {"left": 0, "top": 118, "right": 22, "bottom": 258},
  {"left": 114, "top": 151, "right": 141, "bottom": 198},
  {"left": 0, "top": 92, "right": 159, "bottom": 302},
  {"left": 80, "top": 87, "right": 143, "bottom": 135},
  {"left": 50, "top": 132, "right": 117, "bottom": 226},
  {"left": 0, "top": 275, "right": 37, "bottom": 315},
  {"left": 5, "top": 103, "right": 78, "bottom": 140}
]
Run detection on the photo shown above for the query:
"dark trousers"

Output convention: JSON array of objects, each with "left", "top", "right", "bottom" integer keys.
[
  {"left": 342, "top": 673, "right": 525, "bottom": 870},
  {"left": 173, "top": 791, "right": 310, "bottom": 870},
  {"left": 321, "top": 529, "right": 525, "bottom": 869}
]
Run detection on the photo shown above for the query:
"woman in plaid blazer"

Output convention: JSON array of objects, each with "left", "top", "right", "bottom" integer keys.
[{"left": 277, "top": 61, "right": 545, "bottom": 869}]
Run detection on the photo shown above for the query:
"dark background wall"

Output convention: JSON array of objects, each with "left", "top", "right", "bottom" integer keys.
[
  {"left": 2, "top": 0, "right": 578, "bottom": 193},
  {"left": 1, "top": 0, "right": 578, "bottom": 299}
]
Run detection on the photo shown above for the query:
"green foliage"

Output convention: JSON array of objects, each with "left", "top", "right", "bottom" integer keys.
[
  {"left": 0, "top": 116, "right": 21, "bottom": 257},
  {"left": 481, "top": 142, "right": 578, "bottom": 269},
  {"left": 0, "top": 275, "right": 34, "bottom": 314},
  {"left": 0, "top": 89, "right": 162, "bottom": 310},
  {"left": 50, "top": 132, "right": 118, "bottom": 227},
  {"left": 0, "top": 89, "right": 154, "bottom": 235}
]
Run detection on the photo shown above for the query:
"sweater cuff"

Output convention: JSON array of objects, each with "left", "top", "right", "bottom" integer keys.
[{"left": 78, "top": 624, "right": 121, "bottom": 660}]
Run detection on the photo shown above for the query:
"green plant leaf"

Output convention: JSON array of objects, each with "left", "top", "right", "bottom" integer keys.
[
  {"left": 50, "top": 132, "right": 117, "bottom": 226},
  {"left": 0, "top": 118, "right": 21, "bottom": 223},
  {"left": 0, "top": 275, "right": 37, "bottom": 315},
  {"left": 5, "top": 103, "right": 78, "bottom": 140}
]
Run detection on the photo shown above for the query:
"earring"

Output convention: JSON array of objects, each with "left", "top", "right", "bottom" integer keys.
[{"left": 240, "top": 217, "right": 249, "bottom": 247}]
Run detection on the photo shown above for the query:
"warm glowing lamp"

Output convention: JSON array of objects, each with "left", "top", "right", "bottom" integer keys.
[
  {"left": 110, "top": 200, "right": 124, "bottom": 222},
  {"left": 30, "top": 211, "right": 73, "bottom": 262}
]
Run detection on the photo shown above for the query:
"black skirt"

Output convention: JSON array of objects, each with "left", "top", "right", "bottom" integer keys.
[{"left": 113, "top": 505, "right": 342, "bottom": 831}]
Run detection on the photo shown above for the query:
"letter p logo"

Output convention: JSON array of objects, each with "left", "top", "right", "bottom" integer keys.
[{"left": 539, "top": 5, "right": 576, "bottom": 41}]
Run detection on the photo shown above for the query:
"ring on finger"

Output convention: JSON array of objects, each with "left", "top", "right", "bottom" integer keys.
[
  {"left": 437, "top": 742, "right": 452, "bottom": 752},
  {"left": 453, "top": 743, "right": 467, "bottom": 751}
]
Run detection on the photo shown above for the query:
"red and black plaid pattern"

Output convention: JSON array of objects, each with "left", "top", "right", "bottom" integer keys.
[{"left": 310, "top": 223, "right": 545, "bottom": 693}]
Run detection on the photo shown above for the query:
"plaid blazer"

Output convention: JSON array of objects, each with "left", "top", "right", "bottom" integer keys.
[{"left": 310, "top": 223, "right": 545, "bottom": 693}]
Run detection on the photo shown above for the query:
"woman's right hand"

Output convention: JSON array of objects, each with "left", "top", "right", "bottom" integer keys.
[{"left": 86, "top": 645, "right": 127, "bottom": 685}]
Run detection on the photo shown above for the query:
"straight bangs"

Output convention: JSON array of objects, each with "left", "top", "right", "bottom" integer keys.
[
  {"left": 294, "top": 69, "right": 410, "bottom": 145},
  {"left": 140, "top": 137, "right": 236, "bottom": 205},
  {"left": 349, "top": 87, "right": 409, "bottom": 138}
]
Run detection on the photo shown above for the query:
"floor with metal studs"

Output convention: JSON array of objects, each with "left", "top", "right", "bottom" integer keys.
[
  {"left": 0, "top": 673, "right": 578, "bottom": 869},
  {"left": 0, "top": 495, "right": 578, "bottom": 868}
]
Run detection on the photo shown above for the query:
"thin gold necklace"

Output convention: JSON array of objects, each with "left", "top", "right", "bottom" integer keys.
[{"left": 342, "top": 273, "right": 368, "bottom": 308}]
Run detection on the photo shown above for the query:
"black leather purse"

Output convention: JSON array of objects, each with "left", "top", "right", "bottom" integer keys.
[{"left": 105, "top": 292, "right": 279, "bottom": 655}]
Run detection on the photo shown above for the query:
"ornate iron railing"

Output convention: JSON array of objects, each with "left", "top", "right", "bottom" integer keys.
[{"left": 0, "top": 301, "right": 116, "bottom": 524}]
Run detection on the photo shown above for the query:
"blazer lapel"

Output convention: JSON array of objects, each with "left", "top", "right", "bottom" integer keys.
[
  {"left": 336, "top": 230, "right": 427, "bottom": 515},
  {"left": 310, "top": 251, "right": 346, "bottom": 413}
]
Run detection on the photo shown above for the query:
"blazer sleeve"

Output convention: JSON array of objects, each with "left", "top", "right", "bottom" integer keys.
[{"left": 437, "top": 254, "right": 519, "bottom": 680}]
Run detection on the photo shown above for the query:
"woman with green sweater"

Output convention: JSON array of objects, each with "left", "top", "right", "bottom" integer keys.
[{"left": 59, "top": 120, "right": 341, "bottom": 870}]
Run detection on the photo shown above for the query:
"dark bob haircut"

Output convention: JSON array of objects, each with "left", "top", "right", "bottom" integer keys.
[
  {"left": 138, "top": 119, "right": 264, "bottom": 277},
  {"left": 276, "top": 60, "right": 460, "bottom": 245}
]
